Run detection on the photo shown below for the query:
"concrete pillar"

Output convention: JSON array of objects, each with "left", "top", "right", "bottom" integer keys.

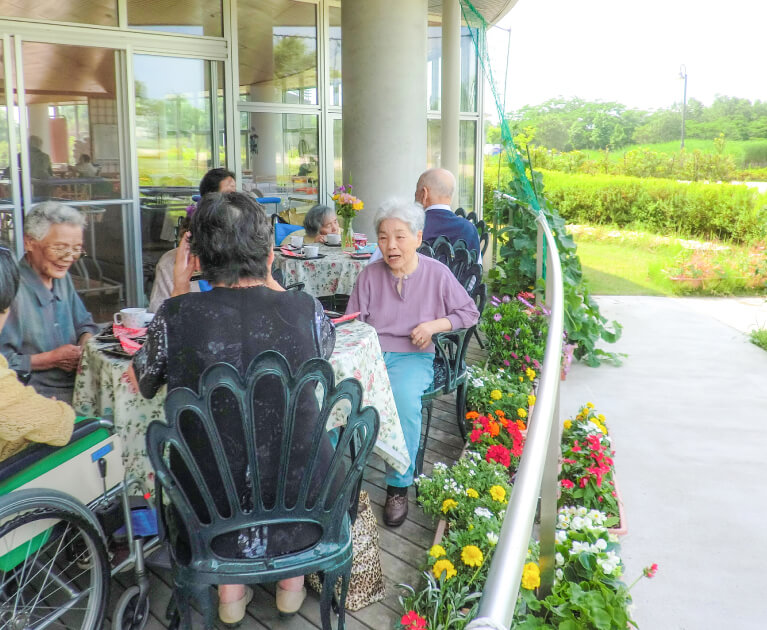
[
  {"left": 27, "top": 104, "right": 52, "bottom": 154},
  {"left": 342, "top": 0, "right": 427, "bottom": 236},
  {"left": 441, "top": 0, "right": 461, "bottom": 204}
]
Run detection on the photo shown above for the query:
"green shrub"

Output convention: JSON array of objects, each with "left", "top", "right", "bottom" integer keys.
[
  {"left": 541, "top": 171, "right": 767, "bottom": 244},
  {"left": 749, "top": 328, "right": 767, "bottom": 351},
  {"left": 741, "top": 142, "right": 767, "bottom": 168}
]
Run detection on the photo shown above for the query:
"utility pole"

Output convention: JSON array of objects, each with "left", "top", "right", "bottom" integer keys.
[{"left": 679, "top": 64, "right": 688, "bottom": 150}]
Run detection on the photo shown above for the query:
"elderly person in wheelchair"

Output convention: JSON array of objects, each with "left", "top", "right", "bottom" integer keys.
[
  {"left": 132, "top": 191, "right": 338, "bottom": 625},
  {"left": 346, "top": 199, "right": 479, "bottom": 527}
]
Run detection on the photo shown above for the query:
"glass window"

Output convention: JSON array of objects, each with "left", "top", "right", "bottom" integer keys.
[
  {"left": 240, "top": 111, "right": 319, "bottom": 216},
  {"left": 134, "top": 54, "right": 218, "bottom": 304},
  {"left": 0, "top": 1, "right": 118, "bottom": 26},
  {"left": 458, "top": 120, "right": 476, "bottom": 210},
  {"left": 329, "top": 6, "right": 342, "bottom": 107},
  {"left": 427, "top": 118, "right": 441, "bottom": 168},
  {"left": 0, "top": 43, "right": 14, "bottom": 251},
  {"left": 332, "top": 118, "right": 342, "bottom": 188},
  {"left": 127, "top": 0, "right": 223, "bottom": 37},
  {"left": 238, "top": 0, "right": 318, "bottom": 105},
  {"left": 425, "top": 24, "right": 479, "bottom": 113}
]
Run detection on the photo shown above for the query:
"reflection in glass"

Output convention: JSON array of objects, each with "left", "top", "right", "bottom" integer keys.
[
  {"left": 329, "top": 7, "right": 342, "bottom": 107},
  {"left": 0, "top": 1, "right": 118, "bottom": 26},
  {"left": 240, "top": 112, "right": 319, "bottom": 214},
  {"left": 134, "top": 55, "right": 218, "bottom": 305},
  {"left": 333, "top": 119, "right": 343, "bottom": 190},
  {"left": 425, "top": 25, "right": 479, "bottom": 113},
  {"left": 127, "top": 0, "right": 222, "bottom": 37},
  {"left": 426, "top": 119, "right": 476, "bottom": 211},
  {"left": 0, "top": 44, "right": 12, "bottom": 251},
  {"left": 238, "top": 0, "right": 318, "bottom": 105}
]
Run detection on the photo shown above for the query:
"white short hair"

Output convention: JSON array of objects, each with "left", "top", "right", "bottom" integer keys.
[
  {"left": 24, "top": 202, "right": 86, "bottom": 241},
  {"left": 374, "top": 198, "right": 424, "bottom": 235}
]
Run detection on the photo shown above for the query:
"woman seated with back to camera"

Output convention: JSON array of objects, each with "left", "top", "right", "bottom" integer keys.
[
  {"left": 346, "top": 199, "right": 478, "bottom": 527},
  {"left": 132, "top": 191, "right": 336, "bottom": 625},
  {"left": 0, "top": 247, "right": 74, "bottom": 462}
]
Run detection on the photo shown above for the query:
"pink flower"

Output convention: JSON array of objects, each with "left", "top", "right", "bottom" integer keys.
[
  {"left": 493, "top": 313, "right": 502, "bottom": 322},
  {"left": 503, "top": 360, "right": 510, "bottom": 367},
  {"left": 560, "top": 479, "right": 574, "bottom": 489},
  {"left": 401, "top": 611, "right": 427, "bottom": 629},
  {"left": 503, "top": 334, "right": 511, "bottom": 341},
  {"left": 643, "top": 563, "right": 658, "bottom": 579}
]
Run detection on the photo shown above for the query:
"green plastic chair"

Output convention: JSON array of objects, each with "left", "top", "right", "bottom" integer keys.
[{"left": 146, "top": 351, "right": 379, "bottom": 630}]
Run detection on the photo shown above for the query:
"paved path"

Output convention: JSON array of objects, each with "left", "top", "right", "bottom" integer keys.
[{"left": 561, "top": 296, "right": 767, "bottom": 630}]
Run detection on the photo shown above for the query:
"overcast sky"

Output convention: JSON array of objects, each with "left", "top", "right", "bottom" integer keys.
[{"left": 485, "top": 0, "right": 766, "bottom": 116}]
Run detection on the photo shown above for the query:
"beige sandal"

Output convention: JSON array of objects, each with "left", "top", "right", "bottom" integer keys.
[
  {"left": 276, "top": 584, "right": 307, "bottom": 616},
  {"left": 218, "top": 586, "right": 253, "bottom": 626}
]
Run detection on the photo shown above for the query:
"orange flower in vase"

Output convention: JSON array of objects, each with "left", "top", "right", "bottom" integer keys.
[{"left": 332, "top": 184, "right": 364, "bottom": 249}]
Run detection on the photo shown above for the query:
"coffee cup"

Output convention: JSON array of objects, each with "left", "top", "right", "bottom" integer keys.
[
  {"left": 303, "top": 245, "right": 319, "bottom": 258},
  {"left": 114, "top": 308, "right": 147, "bottom": 329},
  {"left": 325, "top": 233, "right": 341, "bottom": 245},
  {"left": 290, "top": 235, "right": 304, "bottom": 248}
]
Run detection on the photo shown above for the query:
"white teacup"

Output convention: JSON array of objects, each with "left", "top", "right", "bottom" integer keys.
[
  {"left": 325, "top": 233, "right": 341, "bottom": 245},
  {"left": 114, "top": 308, "right": 147, "bottom": 329},
  {"left": 303, "top": 245, "right": 319, "bottom": 258},
  {"left": 290, "top": 235, "right": 304, "bottom": 248}
]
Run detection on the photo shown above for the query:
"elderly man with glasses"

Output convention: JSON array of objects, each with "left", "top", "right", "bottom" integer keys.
[{"left": 0, "top": 202, "right": 99, "bottom": 403}]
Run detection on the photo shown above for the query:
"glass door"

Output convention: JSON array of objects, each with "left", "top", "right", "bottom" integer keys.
[
  {"left": 11, "top": 39, "right": 134, "bottom": 320},
  {"left": 0, "top": 38, "right": 21, "bottom": 257}
]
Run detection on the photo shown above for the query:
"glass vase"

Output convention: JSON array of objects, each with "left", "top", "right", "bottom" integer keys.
[{"left": 342, "top": 216, "right": 355, "bottom": 250}]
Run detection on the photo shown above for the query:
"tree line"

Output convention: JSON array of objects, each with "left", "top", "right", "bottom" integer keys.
[{"left": 487, "top": 96, "right": 767, "bottom": 152}]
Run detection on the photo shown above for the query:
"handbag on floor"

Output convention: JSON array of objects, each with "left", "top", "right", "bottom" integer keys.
[{"left": 306, "top": 490, "right": 386, "bottom": 611}]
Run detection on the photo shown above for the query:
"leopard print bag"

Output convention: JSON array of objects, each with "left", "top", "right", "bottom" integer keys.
[{"left": 306, "top": 490, "right": 386, "bottom": 610}]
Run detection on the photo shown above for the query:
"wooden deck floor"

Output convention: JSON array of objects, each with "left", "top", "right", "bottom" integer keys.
[{"left": 107, "top": 341, "right": 485, "bottom": 629}]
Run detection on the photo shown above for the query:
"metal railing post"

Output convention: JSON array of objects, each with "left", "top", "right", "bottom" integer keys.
[{"left": 466, "top": 197, "right": 564, "bottom": 630}]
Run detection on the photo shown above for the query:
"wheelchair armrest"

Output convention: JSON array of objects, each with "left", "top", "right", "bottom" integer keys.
[{"left": 0, "top": 417, "right": 113, "bottom": 487}]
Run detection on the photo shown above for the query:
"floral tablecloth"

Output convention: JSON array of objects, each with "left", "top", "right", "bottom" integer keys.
[
  {"left": 73, "top": 320, "right": 409, "bottom": 488},
  {"left": 274, "top": 244, "right": 368, "bottom": 297}
]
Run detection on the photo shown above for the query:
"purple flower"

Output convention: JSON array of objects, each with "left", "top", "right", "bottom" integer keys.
[
  {"left": 503, "top": 359, "right": 510, "bottom": 366},
  {"left": 503, "top": 334, "right": 511, "bottom": 341},
  {"left": 515, "top": 328, "right": 521, "bottom": 337},
  {"left": 493, "top": 313, "right": 502, "bottom": 322},
  {"left": 532, "top": 359, "right": 541, "bottom": 369},
  {"left": 510, "top": 352, "right": 518, "bottom": 360},
  {"left": 517, "top": 295, "right": 535, "bottom": 310},
  {"left": 524, "top": 355, "right": 531, "bottom": 363},
  {"left": 491, "top": 295, "right": 501, "bottom": 306},
  {"left": 502, "top": 295, "right": 511, "bottom": 303}
]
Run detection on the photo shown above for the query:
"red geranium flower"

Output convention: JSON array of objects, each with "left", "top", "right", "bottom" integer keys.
[
  {"left": 469, "top": 429, "right": 482, "bottom": 443},
  {"left": 486, "top": 444, "right": 511, "bottom": 468},
  {"left": 560, "top": 479, "right": 574, "bottom": 489},
  {"left": 401, "top": 610, "right": 427, "bottom": 629},
  {"left": 643, "top": 563, "right": 658, "bottom": 579}
]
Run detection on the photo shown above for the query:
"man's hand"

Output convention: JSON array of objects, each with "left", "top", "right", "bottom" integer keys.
[{"left": 49, "top": 344, "right": 82, "bottom": 372}]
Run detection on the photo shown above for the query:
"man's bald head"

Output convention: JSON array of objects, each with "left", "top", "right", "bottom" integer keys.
[{"left": 415, "top": 168, "right": 456, "bottom": 208}]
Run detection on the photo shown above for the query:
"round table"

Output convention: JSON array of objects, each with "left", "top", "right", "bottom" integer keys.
[
  {"left": 73, "top": 320, "right": 409, "bottom": 488},
  {"left": 273, "top": 244, "right": 369, "bottom": 297}
]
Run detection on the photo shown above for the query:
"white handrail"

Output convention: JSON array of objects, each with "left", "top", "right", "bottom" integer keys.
[{"left": 466, "top": 194, "right": 564, "bottom": 629}]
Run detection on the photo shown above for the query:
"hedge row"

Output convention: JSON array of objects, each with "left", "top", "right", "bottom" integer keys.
[{"left": 540, "top": 170, "right": 767, "bottom": 243}]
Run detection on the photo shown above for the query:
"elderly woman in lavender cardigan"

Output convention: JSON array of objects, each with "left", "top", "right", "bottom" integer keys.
[{"left": 346, "top": 199, "right": 479, "bottom": 527}]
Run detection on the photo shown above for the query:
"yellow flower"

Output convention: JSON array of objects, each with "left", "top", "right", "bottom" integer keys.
[
  {"left": 429, "top": 544, "right": 446, "bottom": 559},
  {"left": 517, "top": 408, "right": 527, "bottom": 419},
  {"left": 433, "top": 559, "right": 457, "bottom": 580},
  {"left": 518, "top": 376, "right": 524, "bottom": 382},
  {"left": 466, "top": 488, "right": 479, "bottom": 499},
  {"left": 489, "top": 485, "right": 506, "bottom": 502},
  {"left": 441, "top": 499, "right": 458, "bottom": 514},
  {"left": 526, "top": 368, "right": 536, "bottom": 381},
  {"left": 331, "top": 194, "right": 339, "bottom": 201},
  {"left": 490, "top": 389, "right": 503, "bottom": 401},
  {"left": 586, "top": 402, "right": 595, "bottom": 409},
  {"left": 563, "top": 419, "right": 572, "bottom": 430},
  {"left": 521, "top": 562, "right": 541, "bottom": 590},
  {"left": 598, "top": 413, "right": 606, "bottom": 422},
  {"left": 461, "top": 545, "right": 484, "bottom": 567},
  {"left": 528, "top": 394, "right": 536, "bottom": 407},
  {"left": 352, "top": 200, "right": 364, "bottom": 211}
]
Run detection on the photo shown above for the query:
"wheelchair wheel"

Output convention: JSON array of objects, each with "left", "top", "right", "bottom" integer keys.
[
  {"left": 0, "top": 489, "right": 109, "bottom": 629},
  {"left": 114, "top": 585, "right": 150, "bottom": 630}
]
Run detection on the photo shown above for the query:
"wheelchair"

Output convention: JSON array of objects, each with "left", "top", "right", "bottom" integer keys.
[{"left": 0, "top": 417, "right": 162, "bottom": 629}]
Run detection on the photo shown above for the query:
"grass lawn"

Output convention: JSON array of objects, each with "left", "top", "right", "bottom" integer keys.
[{"left": 573, "top": 236, "right": 679, "bottom": 296}]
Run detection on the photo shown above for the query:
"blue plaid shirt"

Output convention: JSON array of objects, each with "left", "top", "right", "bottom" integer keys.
[{"left": 0, "top": 257, "right": 100, "bottom": 401}]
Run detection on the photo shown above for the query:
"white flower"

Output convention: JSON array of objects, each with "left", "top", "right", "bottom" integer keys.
[
  {"left": 555, "top": 568, "right": 564, "bottom": 580},
  {"left": 608, "top": 533, "right": 619, "bottom": 543},
  {"left": 582, "top": 516, "right": 593, "bottom": 529},
  {"left": 576, "top": 507, "right": 587, "bottom": 517},
  {"left": 555, "top": 530, "right": 567, "bottom": 544},
  {"left": 555, "top": 552, "right": 565, "bottom": 566},
  {"left": 570, "top": 541, "right": 590, "bottom": 555},
  {"left": 571, "top": 516, "right": 584, "bottom": 530},
  {"left": 486, "top": 532, "right": 499, "bottom": 546},
  {"left": 472, "top": 378, "right": 484, "bottom": 388},
  {"left": 474, "top": 507, "right": 493, "bottom": 519},
  {"left": 595, "top": 538, "right": 607, "bottom": 551}
]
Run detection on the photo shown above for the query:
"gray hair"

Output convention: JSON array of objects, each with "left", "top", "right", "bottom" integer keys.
[
  {"left": 303, "top": 204, "right": 335, "bottom": 237},
  {"left": 418, "top": 167, "right": 455, "bottom": 199},
  {"left": 24, "top": 202, "right": 86, "bottom": 241},
  {"left": 374, "top": 198, "right": 425, "bottom": 235}
]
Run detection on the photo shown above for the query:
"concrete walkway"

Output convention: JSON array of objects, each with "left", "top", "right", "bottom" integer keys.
[{"left": 560, "top": 296, "right": 767, "bottom": 630}]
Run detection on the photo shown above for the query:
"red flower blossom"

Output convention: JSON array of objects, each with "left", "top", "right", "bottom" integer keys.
[
  {"left": 562, "top": 458, "right": 577, "bottom": 464},
  {"left": 560, "top": 479, "right": 574, "bottom": 489},
  {"left": 486, "top": 444, "right": 511, "bottom": 468},
  {"left": 579, "top": 476, "right": 589, "bottom": 488},
  {"left": 643, "top": 563, "right": 658, "bottom": 579},
  {"left": 470, "top": 429, "right": 482, "bottom": 443},
  {"left": 401, "top": 610, "right": 427, "bottom": 629},
  {"left": 597, "top": 495, "right": 603, "bottom": 502}
]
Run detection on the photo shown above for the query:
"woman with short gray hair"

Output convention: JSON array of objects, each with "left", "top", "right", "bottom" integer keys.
[
  {"left": 0, "top": 202, "right": 99, "bottom": 403},
  {"left": 302, "top": 204, "right": 339, "bottom": 243},
  {"left": 346, "top": 197, "right": 478, "bottom": 527}
]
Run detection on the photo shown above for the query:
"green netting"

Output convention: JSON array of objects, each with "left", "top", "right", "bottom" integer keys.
[{"left": 459, "top": 0, "right": 541, "bottom": 212}]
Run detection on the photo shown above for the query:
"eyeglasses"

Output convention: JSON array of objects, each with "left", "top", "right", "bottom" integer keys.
[{"left": 44, "top": 245, "right": 86, "bottom": 260}]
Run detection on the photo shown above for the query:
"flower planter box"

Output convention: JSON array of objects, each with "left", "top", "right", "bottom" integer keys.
[{"left": 606, "top": 477, "right": 628, "bottom": 537}]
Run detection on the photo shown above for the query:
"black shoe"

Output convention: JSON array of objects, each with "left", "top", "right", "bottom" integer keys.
[{"left": 383, "top": 492, "right": 409, "bottom": 527}]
